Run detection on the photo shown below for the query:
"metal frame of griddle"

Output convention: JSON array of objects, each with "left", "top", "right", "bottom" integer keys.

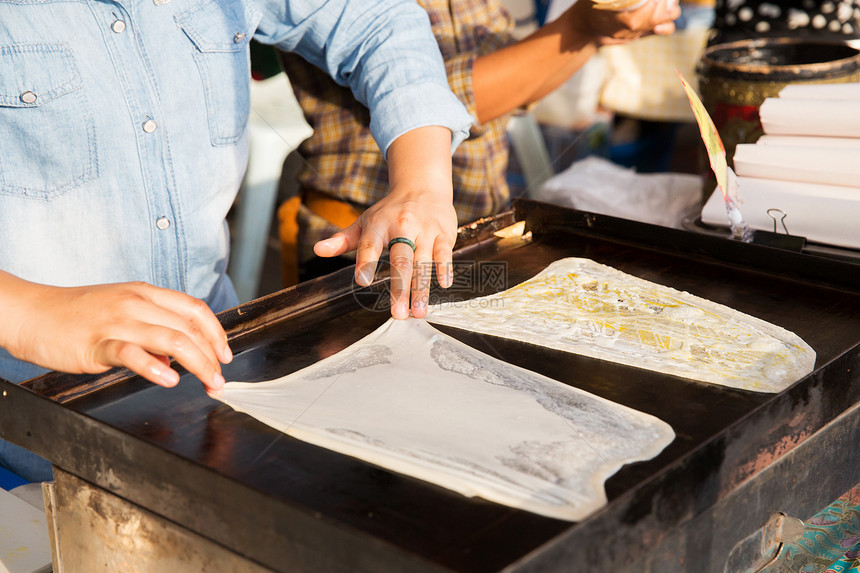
[{"left": 1, "top": 199, "right": 858, "bottom": 572}]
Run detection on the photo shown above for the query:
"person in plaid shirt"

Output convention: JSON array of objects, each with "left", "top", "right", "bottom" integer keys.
[{"left": 279, "top": 0, "right": 680, "bottom": 303}]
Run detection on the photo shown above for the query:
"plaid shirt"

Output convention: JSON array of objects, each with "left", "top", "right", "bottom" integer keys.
[{"left": 279, "top": 0, "right": 515, "bottom": 264}]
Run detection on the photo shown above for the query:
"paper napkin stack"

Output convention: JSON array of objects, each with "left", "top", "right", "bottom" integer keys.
[{"left": 701, "top": 83, "right": 860, "bottom": 250}]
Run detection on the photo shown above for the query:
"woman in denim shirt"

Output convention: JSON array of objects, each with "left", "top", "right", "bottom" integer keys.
[{"left": 0, "top": 0, "right": 474, "bottom": 481}]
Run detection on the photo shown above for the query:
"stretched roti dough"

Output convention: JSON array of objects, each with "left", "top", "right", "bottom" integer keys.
[
  {"left": 426, "top": 257, "right": 816, "bottom": 392},
  {"left": 220, "top": 318, "right": 674, "bottom": 522}
]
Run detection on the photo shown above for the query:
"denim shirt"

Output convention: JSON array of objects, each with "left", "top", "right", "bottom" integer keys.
[{"left": 0, "top": 0, "right": 473, "bottom": 382}]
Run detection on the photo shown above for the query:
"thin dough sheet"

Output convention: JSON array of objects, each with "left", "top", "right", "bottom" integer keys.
[
  {"left": 220, "top": 318, "right": 674, "bottom": 522},
  {"left": 426, "top": 257, "right": 815, "bottom": 392}
]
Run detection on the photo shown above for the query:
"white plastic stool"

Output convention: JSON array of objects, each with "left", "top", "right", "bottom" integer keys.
[
  {"left": 228, "top": 73, "right": 312, "bottom": 303},
  {"left": 506, "top": 112, "right": 554, "bottom": 193},
  {"left": 0, "top": 485, "right": 52, "bottom": 572}
]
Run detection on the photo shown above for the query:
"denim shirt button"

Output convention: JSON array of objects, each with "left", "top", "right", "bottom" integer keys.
[
  {"left": 155, "top": 217, "right": 170, "bottom": 230},
  {"left": 20, "top": 91, "right": 37, "bottom": 104},
  {"left": 111, "top": 19, "right": 127, "bottom": 33},
  {"left": 142, "top": 119, "right": 157, "bottom": 133}
]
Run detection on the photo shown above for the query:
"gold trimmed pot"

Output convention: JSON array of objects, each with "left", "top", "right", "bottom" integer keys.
[{"left": 697, "top": 38, "right": 860, "bottom": 167}]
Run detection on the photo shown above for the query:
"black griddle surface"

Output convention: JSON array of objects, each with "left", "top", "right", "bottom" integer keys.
[{"left": 62, "top": 220, "right": 860, "bottom": 572}]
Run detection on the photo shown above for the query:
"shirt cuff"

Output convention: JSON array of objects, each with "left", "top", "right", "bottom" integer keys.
[{"left": 368, "top": 82, "right": 474, "bottom": 160}]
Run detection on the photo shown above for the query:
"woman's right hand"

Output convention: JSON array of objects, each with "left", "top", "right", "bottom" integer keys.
[{"left": 0, "top": 272, "right": 232, "bottom": 397}]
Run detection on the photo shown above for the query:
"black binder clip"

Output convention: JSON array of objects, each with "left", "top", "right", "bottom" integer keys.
[{"left": 752, "top": 208, "right": 807, "bottom": 252}]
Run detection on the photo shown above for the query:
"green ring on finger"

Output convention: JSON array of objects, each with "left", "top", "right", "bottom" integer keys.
[{"left": 387, "top": 237, "right": 416, "bottom": 252}]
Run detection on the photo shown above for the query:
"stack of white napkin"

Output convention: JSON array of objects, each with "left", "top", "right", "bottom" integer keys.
[{"left": 701, "top": 83, "right": 860, "bottom": 250}]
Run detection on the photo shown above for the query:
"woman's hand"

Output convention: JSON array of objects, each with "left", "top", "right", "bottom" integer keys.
[
  {"left": 0, "top": 272, "right": 232, "bottom": 397},
  {"left": 313, "top": 126, "right": 456, "bottom": 320}
]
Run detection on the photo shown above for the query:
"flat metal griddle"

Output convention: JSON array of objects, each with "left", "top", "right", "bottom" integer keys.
[{"left": 2, "top": 199, "right": 859, "bottom": 572}]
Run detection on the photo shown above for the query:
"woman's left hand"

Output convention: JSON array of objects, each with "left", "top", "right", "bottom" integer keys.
[{"left": 313, "top": 126, "right": 456, "bottom": 320}]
